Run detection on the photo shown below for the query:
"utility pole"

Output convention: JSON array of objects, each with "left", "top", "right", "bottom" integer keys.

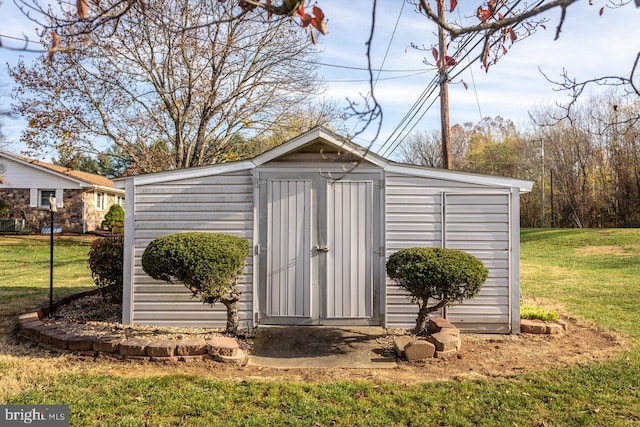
[
  {"left": 438, "top": 0, "right": 452, "bottom": 169},
  {"left": 550, "top": 168, "right": 555, "bottom": 227},
  {"left": 540, "top": 138, "right": 545, "bottom": 228}
]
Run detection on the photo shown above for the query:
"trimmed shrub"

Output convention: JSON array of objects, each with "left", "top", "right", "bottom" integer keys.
[
  {"left": 141, "top": 232, "right": 250, "bottom": 333},
  {"left": 88, "top": 236, "right": 124, "bottom": 304},
  {"left": 101, "top": 204, "right": 125, "bottom": 233},
  {"left": 386, "top": 247, "right": 488, "bottom": 334}
]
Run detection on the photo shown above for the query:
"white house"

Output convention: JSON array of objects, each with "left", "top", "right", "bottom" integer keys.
[{"left": 117, "top": 127, "right": 533, "bottom": 333}]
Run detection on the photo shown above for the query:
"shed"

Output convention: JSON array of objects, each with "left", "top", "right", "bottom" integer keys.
[{"left": 118, "top": 127, "right": 533, "bottom": 333}]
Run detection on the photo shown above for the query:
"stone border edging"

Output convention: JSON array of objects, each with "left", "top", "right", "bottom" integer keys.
[
  {"left": 16, "top": 290, "right": 246, "bottom": 364},
  {"left": 520, "top": 318, "right": 568, "bottom": 334},
  {"left": 394, "top": 317, "right": 462, "bottom": 362}
]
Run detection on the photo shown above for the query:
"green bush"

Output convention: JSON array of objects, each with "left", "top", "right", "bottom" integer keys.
[
  {"left": 521, "top": 304, "right": 559, "bottom": 322},
  {"left": 0, "top": 199, "right": 10, "bottom": 218},
  {"left": 101, "top": 204, "right": 125, "bottom": 232},
  {"left": 141, "top": 232, "right": 250, "bottom": 333},
  {"left": 386, "top": 247, "right": 488, "bottom": 334},
  {"left": 88, "top": 236, "right": 124, "bottom": 304}
]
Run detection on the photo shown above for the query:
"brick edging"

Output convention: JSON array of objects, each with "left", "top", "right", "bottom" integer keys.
[
  {"left": 394, "top": 317, "right": 462, "bottom": 362},
  {"left": 520, "top": 318, "right": 568, "bottom": 334},
  {"left": 16, "top": 291, "right": 245, "bottom": 364}
]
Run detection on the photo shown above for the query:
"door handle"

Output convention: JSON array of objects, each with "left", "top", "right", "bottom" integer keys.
[{"left": 315, "top": 245, "right": 330, "bottom": 252}]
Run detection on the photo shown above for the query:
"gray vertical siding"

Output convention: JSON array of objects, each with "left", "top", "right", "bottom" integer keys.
[
  {"left": 131, "top": 171, "right": 254, "bottom": 328},
  {"left": 385, "top": 173, "right": 513, "bottom": 332},
  {"left": 326, "top": 181, "right": 373, "bottom": 318},
  {"left": 385, "top": 174, "right": 444, "bottom": 328},
  {"left": 265, "top": 179, "right": 311, "bottom": 318},
  {"left": 443, "top": 193, "right": 511, "bottom": 332}
]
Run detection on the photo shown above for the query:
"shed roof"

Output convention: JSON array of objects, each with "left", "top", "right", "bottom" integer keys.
[{"left": 115, "top": 127, "right": 534, "bottom": 192}]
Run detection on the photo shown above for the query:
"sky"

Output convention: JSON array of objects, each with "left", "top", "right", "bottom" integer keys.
[{"left": 1, "top": 0, "right": 639, "bottom": 161}]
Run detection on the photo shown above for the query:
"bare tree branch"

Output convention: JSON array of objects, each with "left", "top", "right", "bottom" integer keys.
[
  {"left": 10, "top": 0, "right": 322, "bottom": 172},
  {"left": 416, "top": 0, "right": 579, "bottom": 40}
]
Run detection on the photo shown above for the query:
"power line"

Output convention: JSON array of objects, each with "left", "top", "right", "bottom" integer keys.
[
  {"left": 457, "top": 6, "right": 483, "bottom": 122},
  {"left": 372, "top": 0, "right": 406, "bottom": 88},
  {"left": 379, "top": 29, "right": 481, "bottom": 158},
  {"left": 378, "top": 0, "right": 534, "bottom": 159},
  {"left": 348, "top": 1, "right": 407, "bottom": 136},
  {"left": 377, "top": 16, "right": 492, "bottom": 157},
  {"left": 310, "top": 60, "right": 430, "bottom": 73},
  {"left": 323, "top": 69, "right": 433, "bottom": 83}
]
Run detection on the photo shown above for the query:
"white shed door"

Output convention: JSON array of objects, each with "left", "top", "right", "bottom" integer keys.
[
  {"left": 260, "top": 175, "right": 378, "bottom": 325},
  {"left": 265, "top": 180, "right": 312, "bottom": 318},
  {"left": 326, "top": 181, "right": 373, "bottom": 318}
]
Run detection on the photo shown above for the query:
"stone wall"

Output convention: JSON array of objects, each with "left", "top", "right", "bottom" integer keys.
[
  {"left": 0, "top": 188, "right": 86, "bottom": 233},
  {"left": 83, "top": 191, "right": 120, "bottom": 232}
]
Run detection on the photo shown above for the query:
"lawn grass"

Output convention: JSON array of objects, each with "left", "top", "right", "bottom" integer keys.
[
  {"left": 5, "top": 356, "right": 639, "bottom": 426},
  {"left": 2, "top": 230, "right": 640, "bottom": 426},
  {"left": 520, "top": 228, "right": 640, "bottom": 339},
  {"left": 0, "top": 235, "right": 96, "bottom": 315}
]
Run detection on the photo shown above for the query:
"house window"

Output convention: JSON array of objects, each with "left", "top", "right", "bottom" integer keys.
[
  {"left": 115, "top": 195, "right": 125, "bottom": 206},
  {"left": 39, "top": 190, "right": 56, "bottom": 208},
  {"left": 95, "top": 192, "right": 107, "bottom": 210}
]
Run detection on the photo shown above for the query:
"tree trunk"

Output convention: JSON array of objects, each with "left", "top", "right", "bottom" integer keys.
[
  {"left": 220, "top": 289, "right": 240, "bottom": 334},
  {"left": 414, "top": 300, "right": 448, "bottom": 335},
  {"left": 414, "top": 305, "right": 430, "bottom": 335}
]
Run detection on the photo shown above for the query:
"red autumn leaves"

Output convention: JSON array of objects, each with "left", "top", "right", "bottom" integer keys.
[
  {"left": 297, "top": 4, "right": 328, "bottom": 36},
  {"left": 432, "top": 47, "right": 456, "bottom": 72},
  {"left": 48, "top": 1, "right": 328, "bottom": 61},
  {"left": 476, "top": 0, "right": 505, "bottom": 22}
]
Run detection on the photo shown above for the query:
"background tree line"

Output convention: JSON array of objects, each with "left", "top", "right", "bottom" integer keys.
[{"left": 400, "top": 93, "right": 640, "bottom": 228}]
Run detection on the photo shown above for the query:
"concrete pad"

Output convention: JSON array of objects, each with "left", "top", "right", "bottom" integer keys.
[{"left": 248, "top": 326, "right": 397, "bottom": 369}]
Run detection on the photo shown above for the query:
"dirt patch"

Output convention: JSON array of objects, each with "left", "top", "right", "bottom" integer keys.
[
  {"left": 42, "top": 294, "right": 228, "bottom": 342},
  {"left": 574, "top": 245, "right": 640, "bottom": 257},
  {"left": 25, "top": 295, "right": 629, "bottom": 383}
]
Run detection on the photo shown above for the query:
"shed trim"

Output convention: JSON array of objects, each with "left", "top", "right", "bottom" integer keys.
[
  {"left": 384, "top": 163, "right": 533, "bottom": 193},
  {"left": 122, "top": 178, "right": 135, "bottom": 324},
  {"left": 510, "top": 186, "right": 522, "bottom": 334},
  {"left": 115, "top": 127, "right": 533, "bottom": 194},
  {"left": 116, "top": 160, "right": 256, "bottom": 187}
]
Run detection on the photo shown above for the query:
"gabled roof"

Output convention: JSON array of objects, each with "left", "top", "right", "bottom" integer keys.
[
  {"left": 0, "top": 150, "right": 121, "bottom": 192},
  {"left": 117, "top": 127, "right": 534, "bottom": 192},
  {"left": 252, "top": 127, "right": 390, "bottom": 168}
]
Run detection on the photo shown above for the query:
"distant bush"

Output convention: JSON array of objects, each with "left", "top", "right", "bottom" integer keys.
[
  {"left": 521, "top": 304, "right": 559, "bottom": 322},
  {"left": 18, "top": 227, "right": 34, "bottom": 235},
  {"left": 0, "top": 199, "right": 10, "bottom": 218},
  {"left": 88, "top": 236, "right": 124, "bottom": 304},
  {"left": 141, "top": 232, "right": 250, "bottom": 333},
  {"left": 386, "top": 247, "right": 488, "bottom": 334},
  {"left": 101, "top": 204, "right": 125, "bottom": 233}
]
